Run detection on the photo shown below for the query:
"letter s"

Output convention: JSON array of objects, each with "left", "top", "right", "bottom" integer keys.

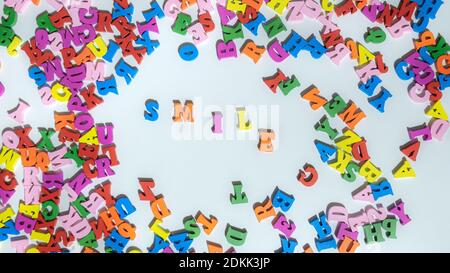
[{"left": 145, "top": 99, "right": 159, "bottom": 122}]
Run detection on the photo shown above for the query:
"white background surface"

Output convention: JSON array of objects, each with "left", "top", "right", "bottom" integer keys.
[{"left": 0, "top": 0, "right": 449, "bottom": 252}]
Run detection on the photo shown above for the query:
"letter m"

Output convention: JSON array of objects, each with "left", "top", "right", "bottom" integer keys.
[{"left": 172, "top": 100, "right": 194, "bottom": 123}]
